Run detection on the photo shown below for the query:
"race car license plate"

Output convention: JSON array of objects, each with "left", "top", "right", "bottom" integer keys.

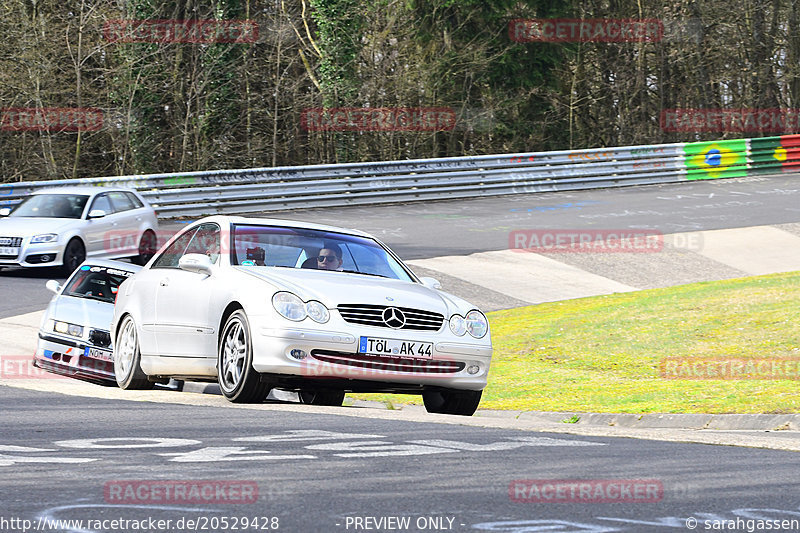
[
  {"left": 84, "top": 346, "right": 112, "bottom": 361},
  {"left": 0, "top": 246, "right": 19, "bottom": 256},
  {"left": 359, "top": 337, "right": 433, "bottom": 359}
]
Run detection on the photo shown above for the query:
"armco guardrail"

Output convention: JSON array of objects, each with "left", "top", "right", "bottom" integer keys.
[{"left": 1, "top": 134, "right": 798, "bottom": 218}]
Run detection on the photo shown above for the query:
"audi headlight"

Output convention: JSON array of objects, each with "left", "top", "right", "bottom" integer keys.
[
  {"left": 449, "top": 314, "right": 466, "bottom": 336},
  {"left": 465, "top": 310, "right": 488, "bottom": 339},
  {"left": 305, "top": 300, "right": 330, "bottom": 323},
  {"left": 51, "top": 320, "right": 83, "bottom": 338},
  {"left": 31, "top": 233, "right": 58, "bottom": 244},
  {"left": 272, "top": 292, "right": 306, "bottom": 321}
]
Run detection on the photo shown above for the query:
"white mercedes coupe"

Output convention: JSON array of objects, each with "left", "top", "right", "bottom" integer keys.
[{"left": 112, "top": 216, "right": 492, "bottom": 415}]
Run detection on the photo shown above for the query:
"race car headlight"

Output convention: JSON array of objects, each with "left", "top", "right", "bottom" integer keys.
[
  {"left": 31, "top": 233, "right": 58, "bottom": 244},
  {"left": 305, "top": 300, "right": 330, "bottom": 323},
  {"left": 465, "top": 310, "right": 488, "bottom": 339},
  {"left": 449, "top": 314, "right": 466, "bottom": 336},
  {"left": 51, "top": 320, "right": 83, "bottom": 338},
  {"left": 272, "top": 292, "right": 306, "bottom": 321}
]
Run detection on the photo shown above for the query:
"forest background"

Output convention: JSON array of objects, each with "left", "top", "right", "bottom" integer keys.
[{"left": 0, "top": 0, "right": 795, "bottom": 182}]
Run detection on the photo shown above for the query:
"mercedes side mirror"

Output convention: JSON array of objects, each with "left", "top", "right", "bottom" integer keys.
[
  {"left": 179, "top": 254, "right": 214, "bottom": 276},
  {"left": 419, "top": 276, "right": 442, "bottom": 290}
]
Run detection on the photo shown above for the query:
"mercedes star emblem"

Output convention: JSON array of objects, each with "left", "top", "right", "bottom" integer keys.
[{"left": 382, "top": 307, "right": 406, "bottom": 329}]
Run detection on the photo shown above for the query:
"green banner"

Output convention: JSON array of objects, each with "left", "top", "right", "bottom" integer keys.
[{"left": 683, "top": 139, "right": 747, "bottom": 180}]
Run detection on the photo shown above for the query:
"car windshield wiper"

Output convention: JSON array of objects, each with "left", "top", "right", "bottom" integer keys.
[
  {"left": 65, "top": 292, "right": 91, "bottom": 299},
  {"left": 66, "top": 292, "right": 110, "bottom": 302},
  {"left": 340, "top": 270, "right": 389, "bottom": 278}
]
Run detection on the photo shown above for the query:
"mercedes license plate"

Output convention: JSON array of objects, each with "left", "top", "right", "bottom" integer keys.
[{"left": 358, "top": 336, "right": 433, "bottom": 359}]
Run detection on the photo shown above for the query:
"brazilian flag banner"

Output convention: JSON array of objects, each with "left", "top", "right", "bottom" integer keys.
[{"left": 683, "top": 139, "right": 747, "bottom": 180}]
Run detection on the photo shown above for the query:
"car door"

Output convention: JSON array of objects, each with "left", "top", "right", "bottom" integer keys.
[
  {"left": 83, "top": 193, "right": 117, "bottom": 258},
  {"left": 125, "top": 191, "right": 158, "bottom": 232},
  {"left": 139, "top": 227, "right": 197, "bottom": 355},
  {"left": 153, "top": 223, "right": 221, "bottom": 357},
  {"left": 107, "top": 191, "right": 141, "bottom": 256}
]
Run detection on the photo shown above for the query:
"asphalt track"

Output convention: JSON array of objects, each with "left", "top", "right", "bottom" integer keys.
[{"left": 3, "top": 385, "right": 800, "bottom": 533}]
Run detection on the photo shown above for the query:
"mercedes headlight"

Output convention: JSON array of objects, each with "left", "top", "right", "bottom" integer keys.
[
  {"left": 272, "top": 292, "right": 306, "bottom": 321},
  {"left": 449, "top": 314, "right": 466, "bottom": 336},
  {"left": 305, "top": 300, "right": 330, "bottom": 323},
  {"left": 465, "top": 310, "right": 488, "bottom": 339},
  {"left": 31, "top": 233, "right": 58, "bottom": 244}
]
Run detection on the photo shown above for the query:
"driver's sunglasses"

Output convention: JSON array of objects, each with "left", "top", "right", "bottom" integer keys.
[{"left": 317, "top": 256, "right": 338, "bottom": 262}]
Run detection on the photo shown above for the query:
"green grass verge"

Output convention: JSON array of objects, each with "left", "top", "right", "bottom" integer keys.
[{"left": 350, "top": 271, "right": 800, "bottom": 414}]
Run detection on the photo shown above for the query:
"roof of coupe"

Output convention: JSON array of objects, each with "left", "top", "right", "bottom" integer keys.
[
  {"left": 72, "top": 258, "right": 144, "bottom": 271},
  {"left": 185, "top": 215, "right": 375, "bottom": 239}
]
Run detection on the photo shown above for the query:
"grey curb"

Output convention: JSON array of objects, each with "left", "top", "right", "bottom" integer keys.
[{"left": 473, "top": 411, "right": 800, "bottom": 431}]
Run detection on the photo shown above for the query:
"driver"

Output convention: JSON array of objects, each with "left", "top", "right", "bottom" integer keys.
[{"left": 316, "top": 243, "right": 343, "bottom": 271}]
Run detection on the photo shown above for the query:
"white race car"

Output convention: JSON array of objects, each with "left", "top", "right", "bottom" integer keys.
[
  {"left": 112, "top": 216, "right": 492, "bottom": 415},
  {"left": 0, "top": 186, "right": 159, "bottom": 275},
  {"left": 34, "top": 260, "right": 141, "bottom": 384}
]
